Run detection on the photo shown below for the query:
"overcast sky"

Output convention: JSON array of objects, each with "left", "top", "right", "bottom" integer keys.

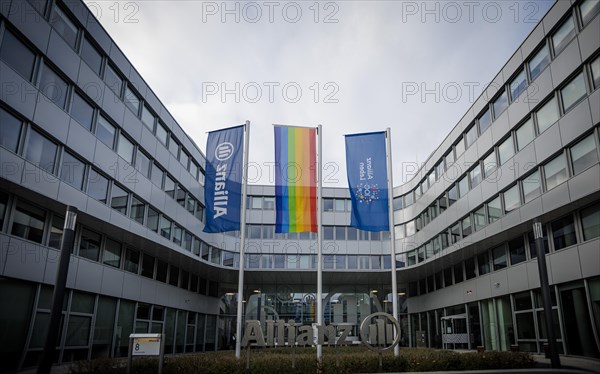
[{"left": 86, "top": 0, "right": 555, "bottom": 187}]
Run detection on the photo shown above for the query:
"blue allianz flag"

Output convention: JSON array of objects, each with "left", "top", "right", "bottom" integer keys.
[
  {"left": 203, "top": 125, "right": 244, "bottom": 233},
  {"left": 345, "top": 132, "right": 389, "bottom": 231}
]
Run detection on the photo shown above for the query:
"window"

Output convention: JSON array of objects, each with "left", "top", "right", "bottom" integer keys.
[
  {"left": 40, "top": 64, "right": 68, "bottom": 109},
  {"left": 80, "top": 37, "right": 102, "bottom": 75},
  {"left": 263, "top": 197, "right": 275, "bottom": 210},
  {"left": 444, "top": 268, "right": 453, "bottom": 287},
  {"left": 451, "top": 223, "right": 461, "bottom": 244},
  {"left": 141, "top": 105, "right": 155, "bottom": 131},
  {"left": 465, "top": 125, "right": 477, "bottom": 148},
  {"left": 135, "top": 151, "right": 151, "bottom": 178},
  {"left": 551, "top": 16, "right": 576, "bottom": 55},
  {"left": 581, "top": 0, "right": 600, "bottom": 25},
  {"left": 405, "top": 220, "right": 416, "bottom": 236},
  {"left": 60, "top": 151, "right": 85, "bottom": 190},
  {"left": 70, "top": 93, "right": 94, "bottom": 131},
  {"left": 454, "top": 263, "right": 463, "bottom": 283},
  {"left": 48, "top": 215, "right": 63, "bottom": 249},
  {"left": 536, "top": 97, "right": 559, "bottom": 133},
  {"left": 510, "top": 69, "right": 527, "bottom": 101},
  {"left": 498, "top": 136, "right": 514, "bottom": 165},
  {"left": 469, "top": 164, "right": 482, "bottom": 187},
  {"left": 493, "top": 91, "right": 508, "bottom": 118},
  {"left": 95, "top": 115, "right": 116, "bottom": 149},
  {"left": 130, "top": 196, "right": 145, "bottom": 224},
  {"left": 323, "top": 198, "right": 334, "bottom": 211},
  {"left": 25, "top": 129, "right": 57, "bottom": 173},
  {"left": 504, "top": 184, "right": 521, "bottom": 212},
  {"left": 124, "top": 248, "right": 140, "bottom": 274},
  {"left": 156, "top": 122, "right": 168, "bottom": 145},
  {"left": 461, "top": 216, "right": 472, "bottom": 237},
  {"left": 168, "top": 136, "right": 179, "bottom": 157},
  {"left": 176, "top": 186, "right": 186, "bottom": 207},
  {"left": 156, "top": 260, "right": 168, "bottom": 282},
  {"left": 448, "top": 185, "right": 458, "bottom": 206},
  {"left": 482, "top": 152, "right": 497, "bottom": 179},
  {"left": 334, "top": 199, "right": 346, "bottom": 212},
  {"left": 11, "top": 200, "right": 45, "bottom": 243},
  {"left": 79, "top": 229, "right": 101, "bottom": 261},
  {"left": 0, "top": 30, "right": 36, "bottom": 80},
  {"left": 0, "top": 108, "right": 23, "bottom": 152},
  {"left": 50, "top": 5, "right": 78, "bottom": 49},
  {"left": 544, "top": 153, "right": 568, "bottom": 190},
  {"left": 335, "top": 226, "right": 346, "bottom": 240},
  {"left": 159, "top": 216, "right": 171, "bottom": 239},
  {"left": 172, "top": 225, "right": 182, "bottom": 246},
  {"left": 146, "top": 206, "right": 159, "bottom": 232},
  {"left": 478, "top": 252, "right": 490, "bottom": 275},
  {"left": 551, "top": 215, "right": 577, "bottom": 250},
  {"left": 529, "top": 44, "right": 550, "bottom": 81},
  {"left": 492, "top": 246, "right": 507, "bottom": 271},
  {"left": 104, "top": 64, "right": 122, "bottom": 96},
  {"left": 478, "top": 108, "right": 492, "bottom": 134},
  {"left": 473, "top": 206, "right": 486, "bottom": 231},
  {"left": 438, "top": 195, "right": 447, "bottom": 212},
  {"left": 561, "top": 72, "right": 587, "bottom": 112},
  {"left": 186, "top": 197, "right": 196, "bottom": 216},
  {"left": 458, "top": 175, "right": 469, "bottom": 198},
  {"left": 141, "top": 253, "right": 156, "bottom": 279},
  {"left": 591, "top": 56, "right": 600, "bottom": 89},
  {"left": 87, "top": 169, "right": 108, "bottom": 203},
  {"left": 509, "top": 237, "right": 526, "bottom": 265},
  {"left": 124, "top": 86, "right": 140, "bottom": 114},
  {"left": 580, "top": 203, "right": 600, "bottom": 241},
  {"left": 151, "top": 163, "right": 164, "bottom": 187},
  {"left": 465, "top": 258, "right": 476, "bottom": 280},
  {"left": 190, "top": 162, "right": 199, "bottom": 180},
  {"left": 571, "top": 134, "right": 598, "bottom": 175},
  {"left": 180, "top": 151, "right": 189, "bottom": 170},
  {"left": 522, "top": 170, "right": 542, "bottom": 203},
  {"left": 487, "top": 196, "right": 502, "bottom": 223},
  {"left": 404, "top": 191, "right": 414, "bottom": 207},
  {"left": 445, "top": 151, "right": 454, "bottom": 167},
  {"left": 455, "top": 136, "right": 465, "bottom": 158},
  {"left": 516, "top": 118, "right": 535, "bottom": 151},
  {"left": 103, "top": 239, "right": 121, "bottom": 268},
  {"left": 110, "top": 183, "right": 128, "bottom": 214}
]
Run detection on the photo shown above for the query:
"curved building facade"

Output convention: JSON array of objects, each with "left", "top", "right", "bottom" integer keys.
[{"left": 0, "top": 0, "right": 599, "bottom": 371}]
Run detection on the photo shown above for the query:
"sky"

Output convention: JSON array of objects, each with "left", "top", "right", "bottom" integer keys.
[{"left": 86, "top": 0, "right": 555, "bottom": 187}]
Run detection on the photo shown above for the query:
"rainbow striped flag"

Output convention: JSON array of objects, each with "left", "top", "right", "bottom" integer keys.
[{"left": 274, "top": 125, "right": 317, "bottom": 233}]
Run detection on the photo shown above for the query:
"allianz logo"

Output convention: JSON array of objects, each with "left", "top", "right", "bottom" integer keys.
[{"left": 215, "top": 142, "right": 234, "bottom": 161}]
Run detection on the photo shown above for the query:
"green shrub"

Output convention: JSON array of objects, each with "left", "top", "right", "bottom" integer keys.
[{"left": 69, "top": 346, "right": 534, "bottom": 373}]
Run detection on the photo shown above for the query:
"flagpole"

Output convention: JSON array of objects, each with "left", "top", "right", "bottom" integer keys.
[
  {"left": 316, "top": 124, "right": 323, "bottom": 363},
  {"left": 386, "top": 127, "right": 400, "bottom": 357},
  {"left": 235, "top": 120, "right": 250, "bottom": 359}
]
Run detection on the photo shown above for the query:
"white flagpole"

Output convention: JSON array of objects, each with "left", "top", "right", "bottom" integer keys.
[
  {"left": 386, "top": 127, "right": 400, "bottom": 357},
  {"left": 235, "top": 120, "right": 250, "bottom": 359},
  {"left": 316, "top": 124, "right": 323, "bottom": 362}
]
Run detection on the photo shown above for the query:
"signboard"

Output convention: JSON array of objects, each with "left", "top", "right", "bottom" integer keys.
[{"left": 132, "top": 334, "right": 161, "bottom": 356}]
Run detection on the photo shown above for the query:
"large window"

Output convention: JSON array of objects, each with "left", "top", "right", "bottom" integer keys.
[
  {"left": 151, "top": 163, "right": 164, "bottom": 187},
  {"left": 498, "top": 136, "right": 514, "bottom": 165},
  {"left": 455, "top": 137, "right": 465, "bottom": 158},
  {"left": 102, "top": 238, "right": 122, "bottom": 268},
  {"left": 561, "top": 72, "right": 587, "bottom": 112},
  {"left": 504, "top": 184, "right": 521, "bottom": 212},
  {"left": 544, "top": 153, "right": 568, "bottom": 190},
  {"left": 551, "top": 215, "right": 577, "bottom": 250},
  {"left": 95, "top": 115, "right": 116, "bottom": 149},
  {"left": 80, "top": 37, "right": 102, "bottom": 75},
  {"left": 529, "top": 44, "right": 550, "bottom": 81},
  {"left": 79, "top": 228, "right": 101, "bottom": 261},
  {"left": 104, "top": 64, "right": 122, "bottom": 96},
  {"left": 39, "top": 64, "right": 68, "bottom": 109},
  {"left": 458, "top": 175, "right": 469, "bottom": 198},
  {"left": 510, "top": 69, "right": 527, "bottom": 101},
  {"left": 130, "top": 196, "right": 145, "bottom": 224},
  {"left": 469, "top": 164, "right": 482, "bottom": 187},
  {"left": 117, "top": 134, "right": 134, "bottom": 164},
  {"left": 570, "top": 134, "right": 598, "bottom": 175},
  {"left": 478, "top": 108, "right": 492, "bottom": 134},
  {"left": 0, "top": 108, "right": 23, "bottom": 152},
  {"left": 11, "top": 201, "right": 45, "bottom": 243},
  {"left": 536, "top": 97, "right": 559, "bottom": 133},
  {"left": 482, "top": 152, "right": 497, "bottom": 179},
  {"left": 50, "top": 5, "right": 78, "bottom": 49},
  {"left": 60, "top": 151, "right": 86, "bottom": 190},
  {"left": 124, "top": 248, "right": 140, "bottom": 274},
  {"left": 465, "top": 125, "right": 477, "bottom": 148},
  {"left": 509, "top": 237, "right": 526, "bottom": 265},
  {"left": 135, "top": 151, "right": 151, "bottom": 178},
  {"left": 87, "top": 169, "right": 109, "bottom": 203},
  {"left": 551, "top": 16, "right": 576, "bottom": 55},
  {"left": 25, "top": 129, "right": 57, "bottom": 174},
  {"left": 478, "top": 252, "right": 490, "bottom": 275},
  {"left": 146, "top": 207, "right": 159, "bottom": 232},
  {"left": 516, "top": 118, "right": 535, "bottom": 151},
  {"left": 580, "top": 203, "right": 600, "bottom": 241},
  {"left": 581, "top": 0, "right": 600, "bottom": 25},
  {"left": 141, "top": 105, "right": 155, "bottom": 131},
  {"left": 124, "top": 86, "right": 140, "bottom": 114},
  {"left": 156, "top": 122, "right": 168, "bottom": 145},
  {"left": 493, "top": 91, "right": 508, "bottom": 118},
  {"left": 110, "top": 184, "right": 128, "bottom": 214},
  {"left": 71, "top": 93, "right": 94, "bottom": 131},
  {"left": 488, "top": 196, "right": 502, "bottom": 223},
  {"left": 492, "top": 246, "right": 507, "bottom": 271},
  {"left": 522, "top": 170, "right": 541, "bottom": 203},
  {"left": 0, "top": 30, "right": 36, "bottom": 80}
]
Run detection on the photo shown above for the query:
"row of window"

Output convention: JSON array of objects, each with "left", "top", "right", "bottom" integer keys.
[
  {"left": 393, "top": 56, "right": 599, "bottom": 237},
  {"left": 391, "top": 0, "right": 599, "bottom": 212},
  {"left": 246, "top": 223, "right": 390, "bottom": 241},
  {"left": 248, "top": 196, "right": 354, "bottom": 213},
  {"left": 403, "top": 128, "right": 600, "bottom": 263},
  {"left": 408, "top": 201, "right": 599, "bottom": 297}
]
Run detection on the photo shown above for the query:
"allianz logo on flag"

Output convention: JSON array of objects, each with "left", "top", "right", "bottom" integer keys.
[{"left": 215, "top": 142, "right": 234, "bottom": 161}]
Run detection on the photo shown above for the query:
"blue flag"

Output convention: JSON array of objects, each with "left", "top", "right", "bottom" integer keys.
[
  {"left": 345, "top": 132, "right": 389, "bottom": 231},
  {"left": 203, "top": 125, "right": 244, "bottom": 233}
]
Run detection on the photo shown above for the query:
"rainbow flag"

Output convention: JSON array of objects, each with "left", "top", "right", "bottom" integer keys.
[{"left": 274, "top": 125, "right": 317, "bottom": 233}]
